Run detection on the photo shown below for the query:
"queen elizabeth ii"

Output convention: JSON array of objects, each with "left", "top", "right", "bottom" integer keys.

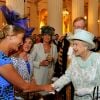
[{"left": 45, "top": 29, "right": 100, "bottom": 100}]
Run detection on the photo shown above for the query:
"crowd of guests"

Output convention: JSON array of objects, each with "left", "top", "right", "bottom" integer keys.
[
  {"left": 29, "top": 23, "right": 100, "bottom": 100},
  {"left": 0, "top": 5, "right": 100, "bottom": 100}
]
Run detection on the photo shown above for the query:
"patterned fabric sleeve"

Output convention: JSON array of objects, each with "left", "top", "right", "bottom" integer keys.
[
  {"left": 0, "top": 51, "right": 13, "bottom": 87},
  {"left": 53, "top": 67, "right": 71, "bottom": 91},
  {"left": 11, "top": 57, "right": 19, "bottom": 70},
  {"left": 0, "top": 51, "right": 14, "bottom": 99},
  {"left": 0, "top": 56, "right": 12, "bottom": 66}
]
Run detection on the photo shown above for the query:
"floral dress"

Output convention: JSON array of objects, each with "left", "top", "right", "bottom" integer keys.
[
  {"left": 11, "top": 56, "right": 34, "bottom": 99},
  {"left": 11, "top": 56, "right": 34, "bottom": 82},
  {"left": 0, "top": 51, "right": 14, "bottom": 100},
  {"left": 53, "top": 52, "right": 100, "bottom": 100}
]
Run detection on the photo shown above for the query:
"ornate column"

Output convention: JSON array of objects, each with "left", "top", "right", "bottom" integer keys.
[
  {"left": 47, "top": 0, "right": 63, "bottom": 34},
  {"left": 6, "top": 0, "right": 24, "bottom": 17},
  {"left": 72, "top": 0, "right": 84, "bottom": 22},
  {"left": 29, "top": 2, "right": 40, "bottom": 34},
  {"left": 88, "top": 0, "right": 98, "bottom": 36}
]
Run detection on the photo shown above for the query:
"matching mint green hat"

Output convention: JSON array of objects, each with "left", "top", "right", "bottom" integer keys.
[{"left": 72, "top": 29, "right": 95, "bottom": 49}]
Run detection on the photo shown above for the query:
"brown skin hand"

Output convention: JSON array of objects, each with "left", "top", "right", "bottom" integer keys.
[{"left": 0, "top": 64, "right": 49, "bottom": 92}]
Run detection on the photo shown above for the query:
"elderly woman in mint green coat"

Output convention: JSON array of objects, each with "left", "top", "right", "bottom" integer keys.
[{"left": 45, "top": 29, "right": 100, "bottom": 100}]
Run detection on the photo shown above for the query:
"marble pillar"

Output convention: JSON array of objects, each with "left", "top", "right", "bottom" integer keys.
[
  {"left": 72, "top": 0, "right": 84, "bottom": 22},
  {"left": 88, "top": 0, "right": 98, "bottom": 36},
  {"left": 6, "top": 0, "right": 24, "bottom": 17},
  {"left": 47, "top": 0, "right": 63, "bottom": 34}
]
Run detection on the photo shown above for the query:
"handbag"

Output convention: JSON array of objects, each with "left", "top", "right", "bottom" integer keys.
[{"left": 93, "top": 86, "right": 100, "bottom": 100}]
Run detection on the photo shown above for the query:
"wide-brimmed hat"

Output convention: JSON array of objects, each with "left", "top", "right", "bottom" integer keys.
[
  {"left": 71, "top": 29, "right": 95, "bottom": 49},
  {"left": 41, "top": 26, "right": 55, "bottom": 36}
]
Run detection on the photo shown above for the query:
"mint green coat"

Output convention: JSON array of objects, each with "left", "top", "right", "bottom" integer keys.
[{"left": 53, "top": 52, "right": 100, "bottom": 100}]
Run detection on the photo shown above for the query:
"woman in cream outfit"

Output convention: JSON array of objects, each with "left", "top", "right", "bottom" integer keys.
[{"left": 30, "top": 26, "right": 57, "bottom": 85}]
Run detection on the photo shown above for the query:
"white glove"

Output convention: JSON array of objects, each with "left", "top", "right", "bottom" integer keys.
[
  {"left": 75, "top": 87, "right": 93, "bottom": 96},
  {"left": 51, "top": 83, "right": 61, "bottom": 92},
  {"left": 51, "top": 77, "right": 59, "bottom": 82}
]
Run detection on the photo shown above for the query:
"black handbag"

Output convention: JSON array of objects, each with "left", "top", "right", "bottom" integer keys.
[{"left": 93, "top": 86, "right": 100, "bottom": 100}]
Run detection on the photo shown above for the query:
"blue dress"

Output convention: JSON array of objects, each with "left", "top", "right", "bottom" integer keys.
[{"left": 0, "top": 51, "right": 14, "bottom": 100}]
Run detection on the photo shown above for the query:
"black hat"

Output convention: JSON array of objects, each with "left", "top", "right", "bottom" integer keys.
[{"left": 41, "top": 26, "right": 55, "bottom": 36}]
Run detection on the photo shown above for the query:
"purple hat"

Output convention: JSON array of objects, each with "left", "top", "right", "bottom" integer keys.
[{"left": 0, "top": 5, "right": 34, "bottom": 36}]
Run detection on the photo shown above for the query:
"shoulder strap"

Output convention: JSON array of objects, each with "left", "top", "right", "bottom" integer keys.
[
  {"left": 93, "top": 86, "right": 99, "bottom": 100},
  {"left": 93, "top": 86, "right": 96, "bottom": 100}
]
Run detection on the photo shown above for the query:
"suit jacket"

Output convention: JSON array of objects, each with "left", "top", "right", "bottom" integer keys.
[{"left": 30, "top": 43, "right": 58, "bottom": 85}]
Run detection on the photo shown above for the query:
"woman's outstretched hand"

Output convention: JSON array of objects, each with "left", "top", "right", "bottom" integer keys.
[
  {"left": 23, "top": 84, "right": 55, "bottom": 93},
  {"left": 43, "top": 84, "right": 55, "bottom": 92}
]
